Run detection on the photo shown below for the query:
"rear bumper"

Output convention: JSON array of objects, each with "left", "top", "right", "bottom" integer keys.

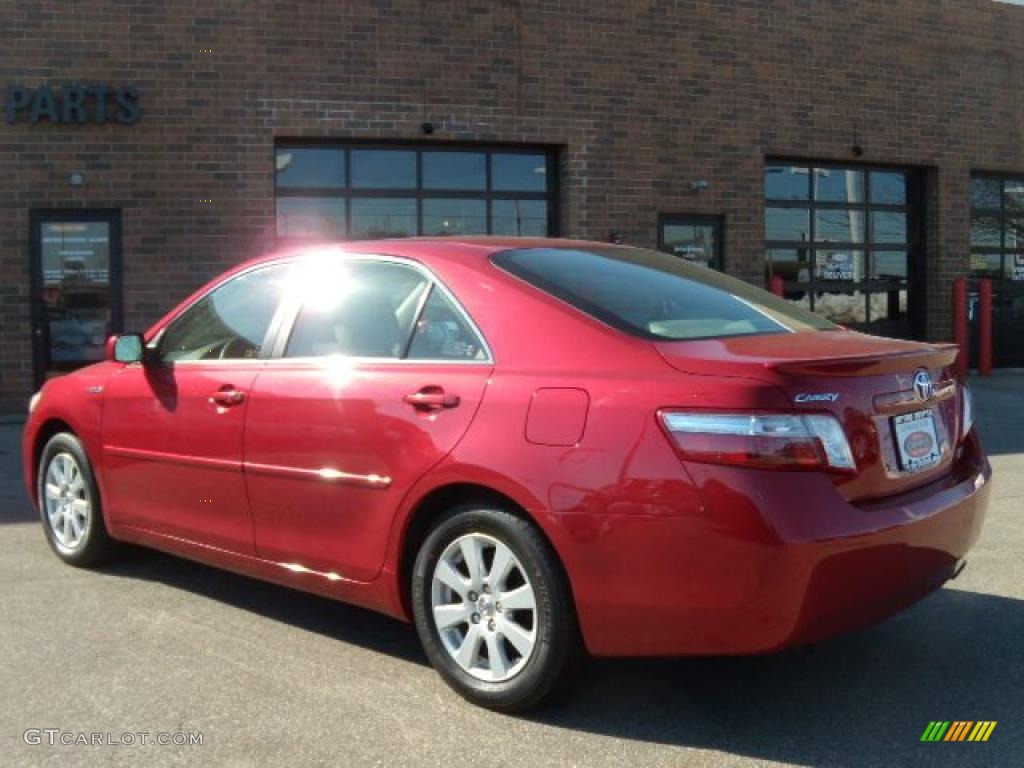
[
  {"left": 576, "top": 437, "right": 991, "bottom": 657},
  {"left": 767, "top": 473, "right": 987, "bottom": 650}
]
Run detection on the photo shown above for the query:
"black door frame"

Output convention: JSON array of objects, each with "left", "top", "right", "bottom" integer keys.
[
  {"left": 657, "top": 213, "right": 725, "bottom": 270},
  {"left": 29, "top": 209, "right": 123, "bottom": 389}
]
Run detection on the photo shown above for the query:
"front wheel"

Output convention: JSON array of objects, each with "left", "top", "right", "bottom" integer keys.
[
  {"left": 411, "top": 505, "right": 581, "bottom": 712},
  {"left": 37, "top": 432, "right": 117, "bottom": 567}
]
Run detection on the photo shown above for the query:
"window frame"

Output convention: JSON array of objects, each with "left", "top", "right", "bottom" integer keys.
[
  {"left": 763, "top": 159, "right": 922, "bottom": 337},
  {"left": 266, "top": 253, "right": 494, "bottom": 365},
  {"left": 274, "top": 140, "right": 559, "bottom": 240},
  {"left": 149, "top": 261, "right": 296, "bottom": 366}
]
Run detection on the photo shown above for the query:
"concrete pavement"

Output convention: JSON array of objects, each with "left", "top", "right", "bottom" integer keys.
[{"left": 1, "top": 376, "right": 1021, "bottom": 767}]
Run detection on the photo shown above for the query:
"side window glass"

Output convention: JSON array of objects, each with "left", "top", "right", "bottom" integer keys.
[
  {"left": 158, "top": 264, "right": 291, "bottom": 362},
  {"left": 407, "top": 288, "right": 487, "bottom": 361},
  {"left": 285, "top": 261, "right": 429, "bottom": 358}
]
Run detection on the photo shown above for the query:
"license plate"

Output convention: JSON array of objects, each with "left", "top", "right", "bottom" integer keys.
[{"left": 893, "top": 409, "right": 942, "bottom": 472}]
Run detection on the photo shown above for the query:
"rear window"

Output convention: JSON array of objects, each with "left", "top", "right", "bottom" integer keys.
[{"left": 491, "top": 246, "right": 836, "bottom": 341}]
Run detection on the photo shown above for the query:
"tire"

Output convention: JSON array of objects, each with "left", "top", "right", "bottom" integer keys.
[
  {"left": 37, "top": 432, "right": 118, "bottom": 567},
  {"left": 411, "top": 503, "right": 581, "bottom": 712}
]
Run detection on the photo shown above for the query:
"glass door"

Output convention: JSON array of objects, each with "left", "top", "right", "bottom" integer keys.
[
  {"left": 30, "top": 210, "right": 122, "bottom": 387},
  {"left": 658, "top": 214, "right": 723, "bottom": 270}
]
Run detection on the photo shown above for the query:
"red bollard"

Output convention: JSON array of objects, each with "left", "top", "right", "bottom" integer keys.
[
  {"left": 979, "top": 278, "right": 993, "bottom": 377},
  {"left": 952, "top": 277, "right": 969, "bottom": 379},
  {"left": 769, "top": 275, "right": 784, "bottom": 298}
]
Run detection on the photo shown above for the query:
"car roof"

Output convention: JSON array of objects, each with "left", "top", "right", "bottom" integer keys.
[
  {"left": 239, "top": 236, "right": 611, "bottom": 271},
  {"left": 147, "top": 237, "right": 618, "bottom": 342}
]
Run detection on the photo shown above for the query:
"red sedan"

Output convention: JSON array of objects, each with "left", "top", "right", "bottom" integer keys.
[{"left": 23, "top": 238, "right": 990, "bottom": 711}]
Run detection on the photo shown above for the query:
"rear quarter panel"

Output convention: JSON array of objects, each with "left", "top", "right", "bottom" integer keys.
[{"left": 375, "top": 265, "right": 796, "bottom": 639}]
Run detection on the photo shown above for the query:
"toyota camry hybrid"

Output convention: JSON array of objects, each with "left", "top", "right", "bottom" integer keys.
[{"left": 23, "top": 238, "right": 991, "bottom": 712}]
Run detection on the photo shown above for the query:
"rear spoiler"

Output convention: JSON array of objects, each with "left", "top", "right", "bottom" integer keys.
[{"left": 769, "top": 343, "right": 959, "bottom": 377}]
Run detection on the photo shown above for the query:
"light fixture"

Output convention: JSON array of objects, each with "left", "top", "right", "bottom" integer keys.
[
  {"left": 69, "top": 172, "right": 85, "bottom": 187},
  {"left": 690, "top": 180, "right": 710, "bottom": 191}
]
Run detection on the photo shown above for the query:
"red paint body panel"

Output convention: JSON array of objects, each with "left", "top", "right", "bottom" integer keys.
[
  {"left": 575, "top": 432, "right": 989, "bottom": 655},
  {"left": 100, "top": 362, "right": 259, "bottom": 553},
  {"left": 22, "top": 237, "right": 992, "bottom": 659},
  {"left": 243, "top": 360, "right": 491, "bottom": 581}
]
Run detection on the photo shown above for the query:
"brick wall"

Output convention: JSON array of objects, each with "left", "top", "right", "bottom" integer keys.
[{"left": 2, "top": 0, "right": 1024, "bottom": 412}]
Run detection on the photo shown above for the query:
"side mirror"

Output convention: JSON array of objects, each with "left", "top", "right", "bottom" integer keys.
[{"left": 110, "top": 334, "right": 145, "bottom": 363}]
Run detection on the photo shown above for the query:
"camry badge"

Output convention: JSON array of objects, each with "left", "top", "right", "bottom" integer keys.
[
  {"left": 913, "top": 370, "right": 934, "bottom": 401},
  {"left": 794, "top": 393, "right": 839, "bottom": 403}
]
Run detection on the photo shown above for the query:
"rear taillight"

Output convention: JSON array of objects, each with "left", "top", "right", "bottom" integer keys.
[{"left": 659, "top": 411, "right": 856, "bottom": 473}]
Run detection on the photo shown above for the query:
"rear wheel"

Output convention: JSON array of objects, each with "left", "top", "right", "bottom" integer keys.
[
  {"left": 37, "top": 432, "right": 117, "bottom": 566},
  {"left": 411, "top": 504, "right": 580, "bottom": 712}
]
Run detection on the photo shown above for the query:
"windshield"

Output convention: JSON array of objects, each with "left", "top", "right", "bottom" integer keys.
[{"left": 492, "top": 245, "right": 836, "bottom": 341}]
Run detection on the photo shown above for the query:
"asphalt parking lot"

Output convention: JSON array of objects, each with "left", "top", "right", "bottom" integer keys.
[{"left": 1, "top": 376, "right": 1022, "bottom": 768}]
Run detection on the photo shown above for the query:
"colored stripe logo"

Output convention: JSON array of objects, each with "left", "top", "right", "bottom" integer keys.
[{"left": 920, "top": 721, "right": 997, "bottom": 742}]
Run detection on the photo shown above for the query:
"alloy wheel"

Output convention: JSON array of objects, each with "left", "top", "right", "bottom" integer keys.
[
  {"left": 43, "top": 452, "right": 91, "bottom": 550},
  {"left": 430, "top": 532, "right": 538, "bottom": 682}
]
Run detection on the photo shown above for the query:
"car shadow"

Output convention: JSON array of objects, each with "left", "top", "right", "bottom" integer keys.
[
  {"left": 98, "top": 546, "right": 1020, "bottom": 765},
  {"left": 96, "top": 547, "right": 429, "bottom": 666},
  {"left": 530, "top": 587, "right": 1022, "bottom": 765}
]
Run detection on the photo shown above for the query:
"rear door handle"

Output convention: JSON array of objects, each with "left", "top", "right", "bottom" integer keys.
[
  {"left": 403, "top": 387, "right": 460, "bottom": 412},
  {"left": 209, "top": 387, "right": 245, "bottom": 407}
]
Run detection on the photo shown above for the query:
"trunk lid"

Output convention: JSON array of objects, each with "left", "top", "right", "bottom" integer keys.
[{"left": 654, "top": 330, "right": 963, "bottom": 501}]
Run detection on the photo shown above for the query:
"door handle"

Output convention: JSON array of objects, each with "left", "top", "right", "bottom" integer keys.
[
  {"left": 403, "top": 387, "right": 460, "bottom": 412},
  {"left": 209, "top": 387, "right": 245, "bottom": 407}
]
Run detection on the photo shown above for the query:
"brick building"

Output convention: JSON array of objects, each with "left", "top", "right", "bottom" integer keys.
[{"left": 2, "top": 0, "right": 1024, "bottom": 414}]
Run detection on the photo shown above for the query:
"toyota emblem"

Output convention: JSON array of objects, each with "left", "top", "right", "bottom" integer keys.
[{"left": 913, "top": 370, "right": 934, "bottom": 401}]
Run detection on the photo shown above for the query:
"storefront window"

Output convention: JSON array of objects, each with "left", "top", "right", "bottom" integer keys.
[
  {"left": 491, "top": 200, "right": 548, "bottom": 236},
  {"left": 422, "top": 199, "right": 487, "bottom": 236},
  {"left": 764, "top": 162, "right": 916, "bottom": 337},
  {"left": 814, "top": 209, "right": 865, "bottom": 242},
  {"left": 274, "top": 144, "right": 556, "bottom": 240},
  {"left": 816, "top": 249, "right": 865, "bottom": 282},
  {"left": 275, "top": 148, "right": 345, "bottom": 189},
  {"left": 763, "top": 165, "right": 809, "bottom": 201},
  {"left": 350, "top": 198, "right": 417, "bottom": 239},
  {"left": 422, "top": 152, "right": 486, "bottom": 190},
  {"left": 970, "top": 174, "right": 1024, "bottom": 282},
  {"left": 276, "top": 198, "right": 345, "bottom": 238},
  {"left": 351, "top": 150, "right": 416, "bottom": 189},
  {"left": 814, "top": 168, "right": 864, "bottom": 203},
  {"left": 872, "top": 250, "right": 909, "bottom": 280},
  {"left": 869, "top": 172, "right": 906, "bottom": 205},
  {"left": 491, "top": 153, "right": 548, "bottom": 191},
  {"left": 765, "top": 248, "right": 810, "bottom": 283},
  {"left": 871, "top": 212, "right": 907, "bottom": 243},
  {"left": 765, "top": 207, "right": 809, "bottom": 241}
]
